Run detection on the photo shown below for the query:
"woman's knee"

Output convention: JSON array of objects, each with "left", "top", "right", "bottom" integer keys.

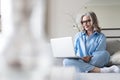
[
  {"left": 92, "top": 51, "right": 110, "bottom": 60},
  {"left": 63, "top": 59, "right": 69, "bottom": 66},
  {"left": 90, "top": 51, "right": 110, "bottom": 67},
  {"left": 98, "top": 51, "right": 110, "bottom": 61},
  {"left": 63, "top": 59, "right": 79, "bottom": 66},
  {"left": 63, "top": 59, "right": 74, "bottom": 66}
]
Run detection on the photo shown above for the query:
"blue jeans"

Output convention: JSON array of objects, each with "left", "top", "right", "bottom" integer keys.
[{"left": 63, "top": 51, "right": 110, "bottom": 72}]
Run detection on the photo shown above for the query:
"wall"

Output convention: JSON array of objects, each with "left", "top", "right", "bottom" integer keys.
[
  {"left": 47, "top": 0, "right": 120, "bottom": 38},
  {"left": 86, "top": 5, "right": 120, "bottom": 28},
  {"left": 47, "top": 0, "right": 89, "bottom": 38}
]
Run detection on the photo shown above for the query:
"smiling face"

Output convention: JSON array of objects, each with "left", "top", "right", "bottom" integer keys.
[
  {"left": 81, "top": 16, "right": 93, "bottom": 32},
  {"left": 80, "top": 11, "right": 101, "bottom": 33}
]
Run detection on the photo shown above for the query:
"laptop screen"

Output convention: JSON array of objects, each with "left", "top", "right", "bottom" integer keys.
[{"left": 50, "top": 37, "right": 76, "bottom": 58}]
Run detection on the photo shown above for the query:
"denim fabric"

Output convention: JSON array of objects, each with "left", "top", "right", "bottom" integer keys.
[
  {"left": 74, "top": 31, "right": 107, "bottom": 57},
  {"left": 63, "top": 50, "right": 110, "bottom": 72}
]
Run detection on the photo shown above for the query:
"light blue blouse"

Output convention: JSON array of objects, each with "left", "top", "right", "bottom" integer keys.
[{"left": 74, "top": 31, "right": 106, "bottom": 57}]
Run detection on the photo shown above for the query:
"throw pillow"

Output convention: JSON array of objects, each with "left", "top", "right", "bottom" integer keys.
[
  {"left": 106, "top": 40, "right": 120, "bottom": 55},
  {"left": 110, "top": 50, "right": 120, "bottom": 64}
]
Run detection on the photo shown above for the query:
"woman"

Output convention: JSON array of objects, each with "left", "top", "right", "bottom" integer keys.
[{"left": 63, "top": 11, "right": 120, "bottom": 73}]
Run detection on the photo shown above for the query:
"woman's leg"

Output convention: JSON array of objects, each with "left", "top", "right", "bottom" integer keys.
[
  {"left": 63, "top": 57, "right": 120, "bottom": 73},
  {"left": 63, "top": 58, "right": 95, "bottom": 72},
  {"left": 89, "top": 50, "right": 110, "bottom": 67}
]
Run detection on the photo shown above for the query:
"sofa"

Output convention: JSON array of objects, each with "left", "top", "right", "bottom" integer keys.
[
  {"left": 106, "top": 40, "right": 120, "bottom": 68},
  {"left": 53, "top": 39, "right": 120, "bottom": 68}
]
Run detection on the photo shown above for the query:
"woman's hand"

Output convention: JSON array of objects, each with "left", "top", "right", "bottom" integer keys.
[{"left": 81, "top": 56, "right": 92, "bottom": 63}]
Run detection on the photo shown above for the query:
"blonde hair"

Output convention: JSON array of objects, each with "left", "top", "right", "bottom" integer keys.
[{"left": 81, "top": 11, "right": 101, "bottom": 33}]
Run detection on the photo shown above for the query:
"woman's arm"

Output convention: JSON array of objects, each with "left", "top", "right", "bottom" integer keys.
[{"left": 95, "top": 34, "right": 106, "bottom": 51}]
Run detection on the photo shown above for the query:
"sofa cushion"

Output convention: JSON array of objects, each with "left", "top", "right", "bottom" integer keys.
[
  {"left": 106, "top": 40, "right": 120, "bottom": 55},
  {"left": 110, "top": 50, "right": 120, "bottom": 64}
]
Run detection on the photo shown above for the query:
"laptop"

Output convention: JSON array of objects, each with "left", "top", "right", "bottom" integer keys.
[{"left": 50, "top": 37, "right": 81, "bottom": 59}]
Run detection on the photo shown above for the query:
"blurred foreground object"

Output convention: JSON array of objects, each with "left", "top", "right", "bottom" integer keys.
[
  {"left": 1, "top": 0, "right": 78, "bottom": 80},
  {"left": 1, "top": 0, "right": 52, "bottom": 80}
]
